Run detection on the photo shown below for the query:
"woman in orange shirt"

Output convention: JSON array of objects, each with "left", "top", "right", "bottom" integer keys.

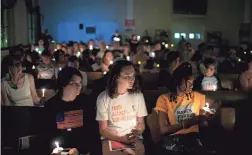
[{"left": 155, "top": 62, "right": 221, "bottom": 155}]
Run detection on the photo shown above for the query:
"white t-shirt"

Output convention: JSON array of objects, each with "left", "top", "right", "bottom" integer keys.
[
  {"left": 201, "top": 76, "right": 218, "bottom": 91},
  {"left": 96, "top": 90, "right": 148, "bottom": 138}
]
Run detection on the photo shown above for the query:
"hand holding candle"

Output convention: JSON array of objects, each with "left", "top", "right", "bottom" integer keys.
[
  {"left": 52, "top": 141, "right": 63, "bottom": 154},
  {"left": 202, "top": 103, "right": 216, "bottom": 115}
]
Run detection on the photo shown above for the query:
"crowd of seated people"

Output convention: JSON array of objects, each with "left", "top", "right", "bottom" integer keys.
[{"left": 1, "top": 29, "right": 252, "bottom": 155}]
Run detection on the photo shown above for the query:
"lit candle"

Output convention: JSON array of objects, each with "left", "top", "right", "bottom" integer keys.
[
  {"left": 32, "top": 65, "right": 35, "bottom": 70},
  {"left": 238, "top": 58, "right": 241, "bottom": 62},
  {"left": 137, "top": 36, "right": 141, "bottom": 41},
  {"left": 42, "top": 88, "right": 46, "bottom": 97},
  {"left": 77, "top": 51, "right": 81, "bottom": 57},
  {"left": 35, "top": 48, "right": 39, "bottom": 52},
  {"left": 52, "top": 141, "right": 63, "bottom": 154},
  {"left": 162, "top": 42, "right": 165, "bottom": 45},
  {"left": 244, "top": 51, "right": 247, "bottom": 54},
  {"left": 52, "top": 58, "right": 55, "bottom": 61},
  {"left": 171, "top": 44, "right": 174, "bottom": 48},
  {"left": 138, "top": 61, "right": 141, "bottom": 65},
  {"left": 89, "top": 45, "right": 93, "bottom": 50},
  {"left": 165, "top": 44, "right": 169, "bottom": 48},
  {"left": 106, "top": 45, "right": 109, "bottom": 49},
  {"left": 250, "top": 51, "right": 252, "bottom": 54},
  {"left": 213, "top": 85, "right": 217, "bottom": 91},
  {"left": 109, "top": 60, "right": 113, "bottom": 65},
  {"left": 54, "top": 49, "right": 57, "bottom": 51},
  {"left": 131, "top": 119, "right": 137, "bottom": 127},
  {"left": 103, "top": 71, "right": 107, "bottom": 75},
  {"left": 151, "top": 52, "right": 155, "bottom": 58},
  {"left": 126, "top": 56, "right": 130, "bottom": 61},
  {"left": 156, "top": 64, "right": 160, "bottom": 68},
  {"left": 59, "top": 68, "right": 62, "bottom": 71},
  {"left": 145, "top": 40, "right": 149, "bottom": 43}
]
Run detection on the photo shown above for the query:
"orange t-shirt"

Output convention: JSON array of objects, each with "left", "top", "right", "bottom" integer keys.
[{"left": 155, "top": 91, "right": 206, "bottom": 135}]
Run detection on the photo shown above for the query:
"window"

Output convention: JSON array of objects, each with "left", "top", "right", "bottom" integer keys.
[
  {"left": 174, "top": 33, "right": 180, "bottom": 39},
  {"left": 195, "top": 33, "right": 201, "bottom": 39},
  {"left": 189, "top": 33, "right": 195, "bottom": 39},
  {"left": 1, "top": 10, "right": 9, "bottom": 48},
  {"left": 28, "top": 13, "right": 37, "bottom": 44},
  {"left": 180, "top": 33, "right": 186, "bottom": 38}
]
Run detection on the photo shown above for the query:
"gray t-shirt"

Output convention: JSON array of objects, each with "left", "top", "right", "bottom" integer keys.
[{"left": 201, "top": 76, "right": 218, "bottom": 91}]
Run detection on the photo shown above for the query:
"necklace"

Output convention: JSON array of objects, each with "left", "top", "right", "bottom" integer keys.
[{"left": 10, "top": 74, "right": 21, "bottom": 89}]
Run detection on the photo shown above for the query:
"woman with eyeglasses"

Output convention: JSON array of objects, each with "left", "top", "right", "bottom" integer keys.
[
  {"left": 1, "top": 55, "right": 42, "bottom": 106},
  {"left": 44, "top": 67, "right": 97, "bottom": 155},
  {"left": 96, "top": 60, "right": 147, "bottom": 155}
]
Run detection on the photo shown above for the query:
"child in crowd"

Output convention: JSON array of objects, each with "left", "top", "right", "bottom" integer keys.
[{"left": 194, "top": 58, "right": 222, "bottom": 91}]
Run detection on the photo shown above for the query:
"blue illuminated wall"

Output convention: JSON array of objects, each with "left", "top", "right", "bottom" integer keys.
[{"left": 39, "top": 0, "right": 126, "bottom": 43}]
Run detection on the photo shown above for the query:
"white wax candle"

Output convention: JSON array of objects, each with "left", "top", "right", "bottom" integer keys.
[
  {"left": 77, "top": 51, "right": 81, "bottom": 57},
  {"left": 151, "top": 52, "right": 155, "bottom": 58},
  {"left": 89, "top": 45, "right": 93, "bottom": 50},
  {"left": 132, "top": 119, "right": 137, "bottom": 127},
  {"left": 165, "top": 44, "right": 169, "bottom": 48},
  {"left": 137, "top": 36, "right": 141, "bottom": 41},
  {"left": 42, "top": 88, "right": 46, "bottom": 97},
  {"left": 213, "top": 85, "right": 217, "bottom": 91}
]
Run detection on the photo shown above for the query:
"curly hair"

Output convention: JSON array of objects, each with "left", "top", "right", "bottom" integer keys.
[
  {"left": 169, "top": 62, "right": 193, "bottom": 103},
  {"left": 107, "top": 60, "right": 141, "bottom": 98}
]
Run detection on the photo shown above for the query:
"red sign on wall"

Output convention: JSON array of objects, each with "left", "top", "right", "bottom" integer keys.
[{"left": 125, "top": 19, "right": 135, "bottom": 27}]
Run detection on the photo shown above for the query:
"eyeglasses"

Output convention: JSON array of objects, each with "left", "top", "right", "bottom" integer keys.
[{"left": 10, "top": 62, "right": 22, "bottom": 68}]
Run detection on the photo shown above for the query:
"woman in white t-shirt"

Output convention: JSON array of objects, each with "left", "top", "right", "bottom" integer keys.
[
  {"left": 96, "top": 60, "right": 147, "bottom": 155},
  {"left": 1, "top": 55, "right": 42, "bottom": 106}
]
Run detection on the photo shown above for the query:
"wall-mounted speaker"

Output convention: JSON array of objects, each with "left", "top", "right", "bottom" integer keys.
[{"left": 79, "top": 24, "right": 83, "bottom": 30}]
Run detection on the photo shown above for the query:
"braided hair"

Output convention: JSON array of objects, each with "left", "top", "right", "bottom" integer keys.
[{"left": 169, "top": 62, "right": 193, "bottom": 103}]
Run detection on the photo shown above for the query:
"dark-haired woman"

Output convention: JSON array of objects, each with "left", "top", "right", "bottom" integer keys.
[
  {"left": 44, "top": 67, "right": 97, "bottom": 155},
  {"left": 155, "top": 62, "right": 221, "bottom": 155},
  {"left": 1, "top": 55, "right": 42, "bottom": 106},
  {"left": 96, "top": 60, "right": 147, "bottom": 155}
]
